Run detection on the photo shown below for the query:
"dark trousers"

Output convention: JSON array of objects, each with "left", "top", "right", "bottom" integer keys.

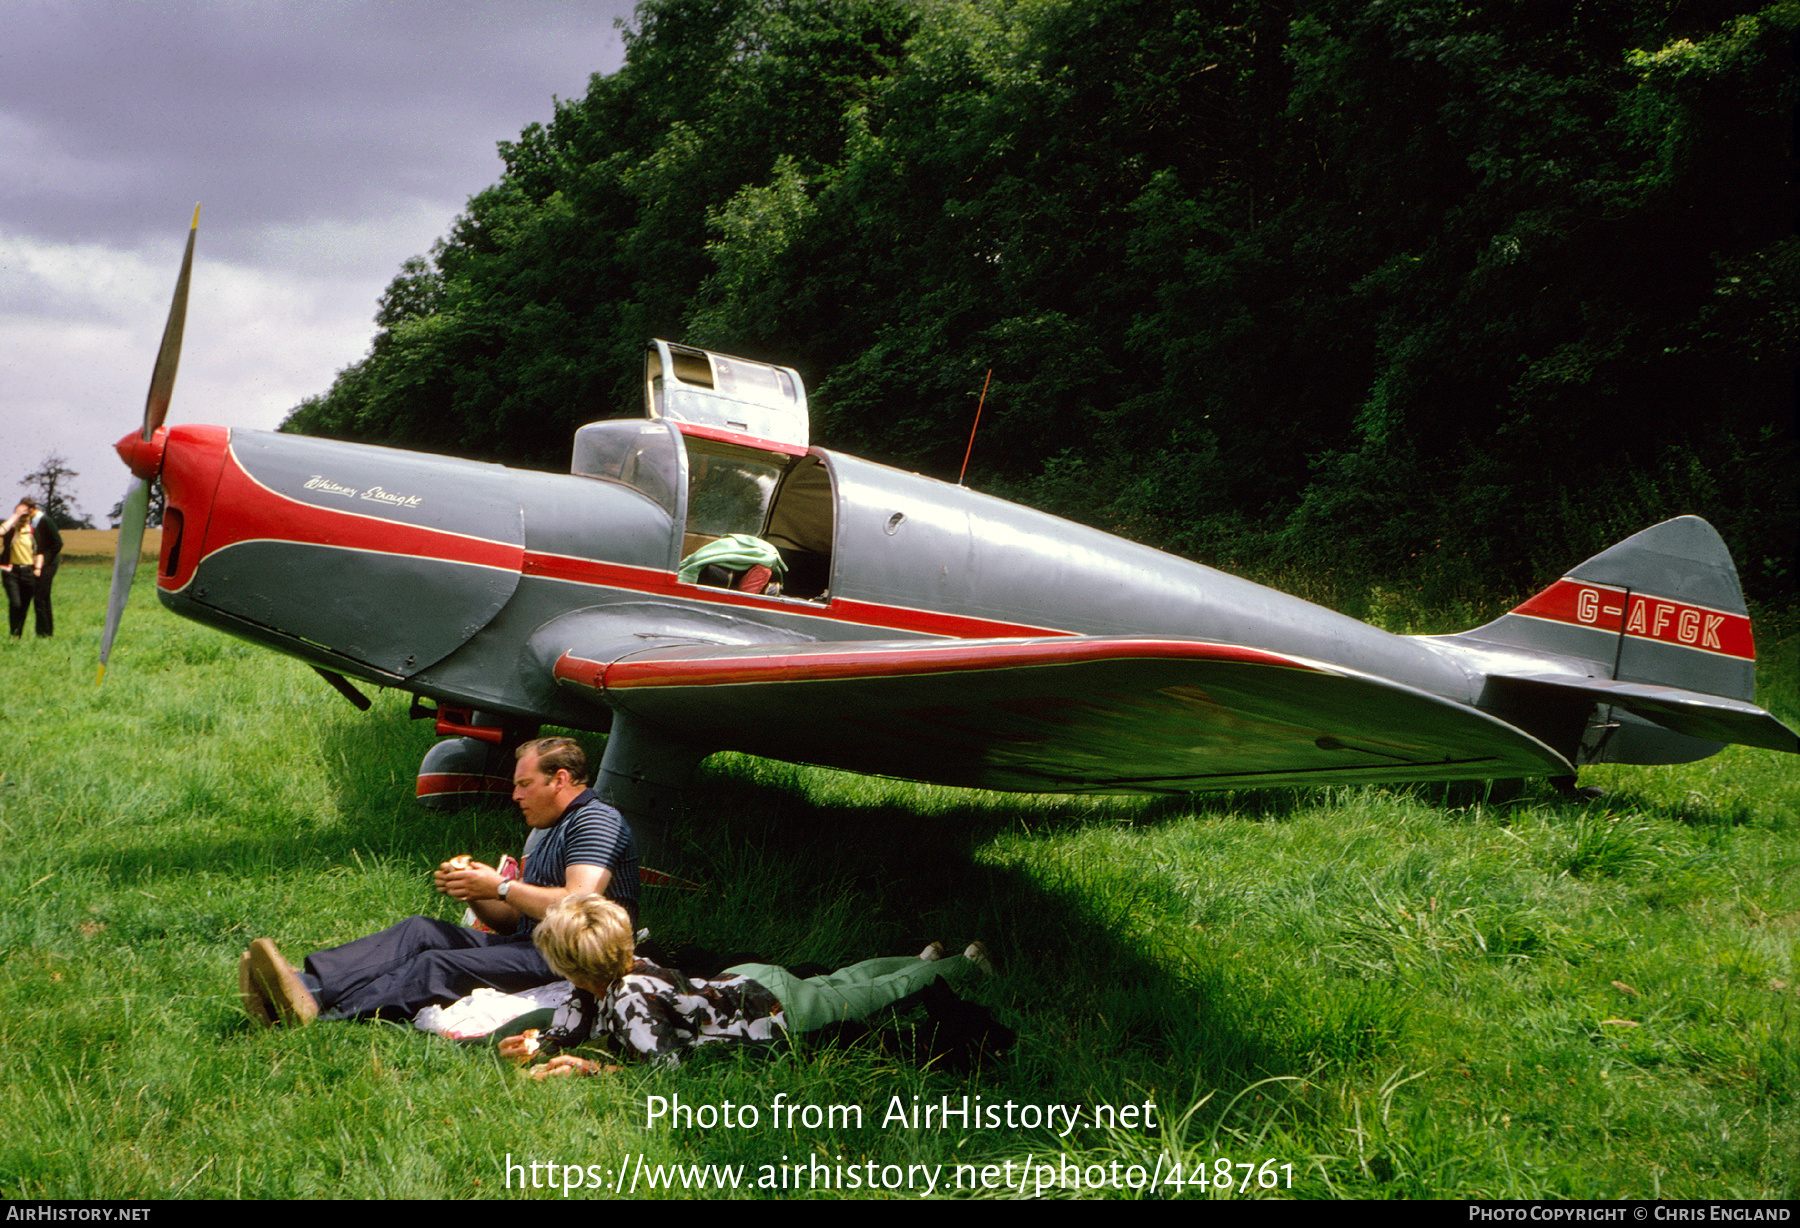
[
  {"left": 3, "top": 564, "right": 53, "bottom": 637},
  {"left": 5, "top": 568, "right": 32, "bottom": 637},
  {"left": 304, "top": 915, "right": 557, "bottom": 1021}
]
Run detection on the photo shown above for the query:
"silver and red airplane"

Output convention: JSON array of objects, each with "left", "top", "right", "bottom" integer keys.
[{"left": 103, "top": 214, "right": 1799, "bottom": 851}]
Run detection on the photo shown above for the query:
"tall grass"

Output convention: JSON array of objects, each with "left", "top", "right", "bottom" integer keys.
[{"left": 0, "top": 565, "right": 1794, "bottom": 1198}]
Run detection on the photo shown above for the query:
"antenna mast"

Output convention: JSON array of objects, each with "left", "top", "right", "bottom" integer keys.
[{"left": 958, "top": 369, "right": 993, "bottom": 487}]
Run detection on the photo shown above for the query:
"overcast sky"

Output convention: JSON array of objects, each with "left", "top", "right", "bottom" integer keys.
[{"left": 1, "top": 0, "right": 635, "bottom": 524}]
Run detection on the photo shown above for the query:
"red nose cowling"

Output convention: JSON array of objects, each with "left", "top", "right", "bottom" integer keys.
[
  {"left": 115, "top": 423, "right": 230, "bottom": 591},
  {"left": 116, "top": 427, "right": 168, "bottom": 481}
]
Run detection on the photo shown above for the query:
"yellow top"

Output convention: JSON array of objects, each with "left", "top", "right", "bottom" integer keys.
[{"left": 9, "top": 520, "right": 34, "bottom": 568}]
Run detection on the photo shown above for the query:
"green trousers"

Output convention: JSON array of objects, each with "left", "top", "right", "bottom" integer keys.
[{"left": 723, "top": 954, "right": 971, "bottom": 1034}]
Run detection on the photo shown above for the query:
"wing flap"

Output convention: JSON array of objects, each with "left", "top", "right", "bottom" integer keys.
[{"left": 555, "top": 636, "right": 1573, "bottom": 793}]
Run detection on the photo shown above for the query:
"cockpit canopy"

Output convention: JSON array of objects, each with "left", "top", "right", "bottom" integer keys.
[
  {"left": 644, "top": 339, "right": 808, "bottom": 450},
  {"left": 570, "top": 342, "right": 834, "bottom": 598},
  {"left": 572, "top": 340, "right": 811, "bottom": 520}
]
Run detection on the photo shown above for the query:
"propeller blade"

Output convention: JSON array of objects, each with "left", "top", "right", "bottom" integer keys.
[
  {"left": 143, "top": 204, "right": 199, "bottom": 439},
  {"left": 103, "top": 206, "right": 199, "bottom": 683},
  {"left": 97, "top": 478, "right": 150, "bottom": 683}
]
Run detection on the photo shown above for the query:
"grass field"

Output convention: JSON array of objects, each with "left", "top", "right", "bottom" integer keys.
[{"left": 1, "top": 564, "right": 1795, "bottom": 1199}]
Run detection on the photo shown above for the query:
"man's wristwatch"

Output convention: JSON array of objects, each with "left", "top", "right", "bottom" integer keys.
[{"left": 496, "top": 879, "right": 513, "bottom": 901}]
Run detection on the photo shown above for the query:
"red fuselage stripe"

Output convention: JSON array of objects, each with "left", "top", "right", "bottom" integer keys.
[
  {"left": 1511, "top": 578, "right": 1755, "bottom": 660},
  {"left": 177, "top": 433, "right": 1069, "bottom": 640},
  {"left": 556, "top": 639, "right": 1327, "bottom": 691},
  {"left": 521, "top": 550, "right": 1066, "bottom": 639},
  {"left": 166, "top": 437, "right": 521, "bottom": 591}
]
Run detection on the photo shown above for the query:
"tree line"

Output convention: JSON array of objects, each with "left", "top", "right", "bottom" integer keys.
[{"left": 284, "top": 0, "right": 1797, "bottom": 606}]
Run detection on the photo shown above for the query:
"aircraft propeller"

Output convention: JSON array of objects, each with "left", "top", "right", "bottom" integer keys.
[{"left": 98, "top": 205, "right": 198, "bottom": 683}]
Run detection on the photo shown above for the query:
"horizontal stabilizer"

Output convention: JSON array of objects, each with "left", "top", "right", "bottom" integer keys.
[{"left": 1499, "top": 674, "right": 1800, "bottom": 755}]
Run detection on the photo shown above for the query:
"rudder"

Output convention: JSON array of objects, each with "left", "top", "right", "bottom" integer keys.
[
  {"left": 1464, "top": 516, "right": 1755, "bottom": 701},
  {"left": 1449, "top": 518, "right": 1793, "bottom": 765}
]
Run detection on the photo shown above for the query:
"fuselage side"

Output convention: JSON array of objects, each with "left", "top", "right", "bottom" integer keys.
[{"left": 149, "top": 425, "right": 1480, "bottom": 735}]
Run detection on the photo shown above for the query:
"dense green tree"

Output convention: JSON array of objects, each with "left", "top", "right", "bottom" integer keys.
[
  {"left": 18, "top": 453, "right": 91, "bottom": 529},
  {"left": 1264, "top": 0, "right": 1797, "bottom": 596},
  {"left": 284, "top": 0, "right": 1796, "bottom": 603}
]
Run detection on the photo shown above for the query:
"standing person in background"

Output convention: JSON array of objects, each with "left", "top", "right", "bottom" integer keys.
[{"left": 2, "top": 499, "right": 61, "bottom": 638}]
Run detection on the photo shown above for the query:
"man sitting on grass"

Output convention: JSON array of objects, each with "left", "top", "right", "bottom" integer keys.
[
  {"left": 242, "top": 737, "right": 640, "bottom": 1026},
  {"left": 498, "top": 893, "right": 992, "bottom": 1074}
]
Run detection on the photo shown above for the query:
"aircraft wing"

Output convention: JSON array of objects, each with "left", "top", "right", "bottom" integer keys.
[{"left": 552, "top": 636, "right": 1573, "bottom": 793}]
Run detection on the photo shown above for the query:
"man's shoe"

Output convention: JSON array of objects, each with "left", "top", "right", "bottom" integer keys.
[
  {"left": 963, "top": 941, "right": 996, "bottom": 978},
  {"left": 238, "top": 950, "right": 275, "bottom": 1027},
  {"left": 247, "top": 938, "right": 318, "bottom": 1026},
  {"left": 918, "top": 940, "right": 947, "bottom": 962}
]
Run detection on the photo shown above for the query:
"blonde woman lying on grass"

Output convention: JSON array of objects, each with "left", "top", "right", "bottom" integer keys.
[{"left": 499, "top": 893, "right": 992, "bottom": 1076}]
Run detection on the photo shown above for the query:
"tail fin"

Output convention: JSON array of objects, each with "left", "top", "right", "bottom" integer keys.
[{"left": 1449, "top": 517, "right": 1796, "bottom": 764}]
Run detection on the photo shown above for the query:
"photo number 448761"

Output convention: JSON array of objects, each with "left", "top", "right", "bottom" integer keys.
[{"left": 1167, "top": 1157, "right": 1295, "bottom": 1194}]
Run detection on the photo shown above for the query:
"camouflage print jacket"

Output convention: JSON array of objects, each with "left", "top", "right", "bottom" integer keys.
[{"left": 543, "top": 959, "right": 785, "bottom": 1065}]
